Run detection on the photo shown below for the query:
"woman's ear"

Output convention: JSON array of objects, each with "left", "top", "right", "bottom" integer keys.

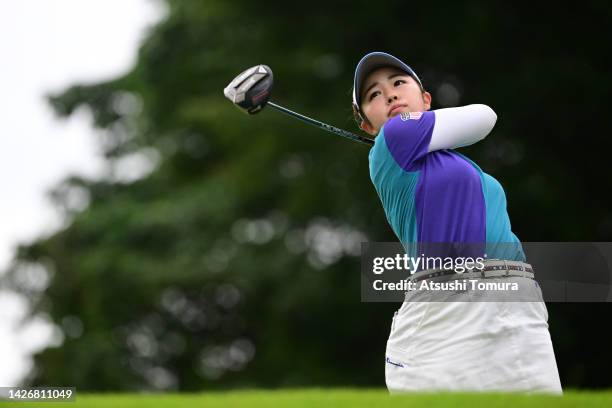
[
  {"left": 360, "top": 119, "right": 377, "bottom": 136},
  {"left": 422, "top": 91, "right": 432, "bottom": 111}
]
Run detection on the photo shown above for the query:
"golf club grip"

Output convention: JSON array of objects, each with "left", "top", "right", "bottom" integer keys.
[{"left": 267, "top": 102, "right": 374, "bottom": 146}]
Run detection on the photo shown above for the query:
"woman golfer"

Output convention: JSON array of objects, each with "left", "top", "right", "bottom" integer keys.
[{"left": 352, "top": 52, "right": 562, "bottom": 394}]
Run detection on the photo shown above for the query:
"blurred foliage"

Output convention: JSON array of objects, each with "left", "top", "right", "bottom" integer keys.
[{"left": 1, "top": 0, "right": 611, "bottom": 391}]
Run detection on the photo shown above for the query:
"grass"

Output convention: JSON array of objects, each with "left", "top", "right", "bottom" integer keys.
[{"left": 1, "top": 388, "right": 611, "bottom": 407}]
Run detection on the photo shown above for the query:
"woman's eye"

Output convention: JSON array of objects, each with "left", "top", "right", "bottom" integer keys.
[
  {"left": 369, "top": 91, "right": 380, "bottom": 101},
  {"left": 394, "top": 79, "right": 406, "bottom": 86}
]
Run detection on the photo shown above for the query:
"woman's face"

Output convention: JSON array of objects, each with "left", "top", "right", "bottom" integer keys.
[{"left": 359, "top": 67, "right": 432, "bottom": 136}]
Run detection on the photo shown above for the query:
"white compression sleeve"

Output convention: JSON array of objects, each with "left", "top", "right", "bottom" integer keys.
[{"left": 427, "top": 104, "right": 497, "bottom": 152}]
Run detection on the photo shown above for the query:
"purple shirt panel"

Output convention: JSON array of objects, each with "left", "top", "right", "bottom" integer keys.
[
  {"left": 383, "top": 112, "right": 434, "bottom": 172},
  {"left": 382, "top": 112, "right": 486, "bottom": 249}
]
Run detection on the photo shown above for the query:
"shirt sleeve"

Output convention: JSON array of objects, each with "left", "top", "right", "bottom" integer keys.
[
  {"left": 381, "top": 105, "right": 496, "bottom": 170},
  {"left": 428, "top": 104, "right": 497, "bottom": 152},
  {"left": 381, "top": 111, "right": 435, "bottom": 171}
]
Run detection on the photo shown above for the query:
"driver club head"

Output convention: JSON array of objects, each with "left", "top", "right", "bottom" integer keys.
[{"left": 223, "top": 65, "right": 273, "bottom": 115}]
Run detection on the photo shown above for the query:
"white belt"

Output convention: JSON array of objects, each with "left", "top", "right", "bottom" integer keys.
[{"left": 408, "top": 259, "right": 534, "bottom": 283}]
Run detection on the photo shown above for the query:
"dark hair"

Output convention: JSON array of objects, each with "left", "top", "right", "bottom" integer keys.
[{"left": 352, "top": 102, "right": 365, "bottom": 125}]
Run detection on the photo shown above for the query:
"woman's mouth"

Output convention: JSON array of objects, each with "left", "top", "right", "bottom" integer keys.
[{"left": 388, "top": 105, "right": 407, "bottom": 116}]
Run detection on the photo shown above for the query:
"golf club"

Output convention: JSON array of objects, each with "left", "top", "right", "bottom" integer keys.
[{"left": 223, "top": 65, "right": 374, "bottom": 146}]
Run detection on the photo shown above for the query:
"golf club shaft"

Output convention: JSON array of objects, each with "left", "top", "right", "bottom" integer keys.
[{"left": 267, "top": 101, "right": 374, "bottom": 146}]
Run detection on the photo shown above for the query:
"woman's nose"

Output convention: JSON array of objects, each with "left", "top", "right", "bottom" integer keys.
[{"left": 387, "top": 95, "right": 398, "bottom": 103}]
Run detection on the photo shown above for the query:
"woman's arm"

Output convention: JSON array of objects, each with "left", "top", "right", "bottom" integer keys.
[{"left": 428, "top": 104, "right": 497, "bottom": 152}]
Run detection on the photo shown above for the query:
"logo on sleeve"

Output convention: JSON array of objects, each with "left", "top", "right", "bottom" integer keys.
[{"left": 400, "top": 112, "right": 423, "bottom": 121}]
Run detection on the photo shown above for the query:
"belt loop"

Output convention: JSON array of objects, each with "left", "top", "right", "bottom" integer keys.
[{"left": 503, "top": 260, "right": 509, "bottom": 276}]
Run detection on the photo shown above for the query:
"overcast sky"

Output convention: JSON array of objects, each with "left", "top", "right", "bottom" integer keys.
[{"left": 0, "top": 0, "right": 164, "bottom": 386}]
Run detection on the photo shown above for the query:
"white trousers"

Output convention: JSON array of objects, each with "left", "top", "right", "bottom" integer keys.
[{"left": 385, "top": 277, "right": 563, "bottom": 394}]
